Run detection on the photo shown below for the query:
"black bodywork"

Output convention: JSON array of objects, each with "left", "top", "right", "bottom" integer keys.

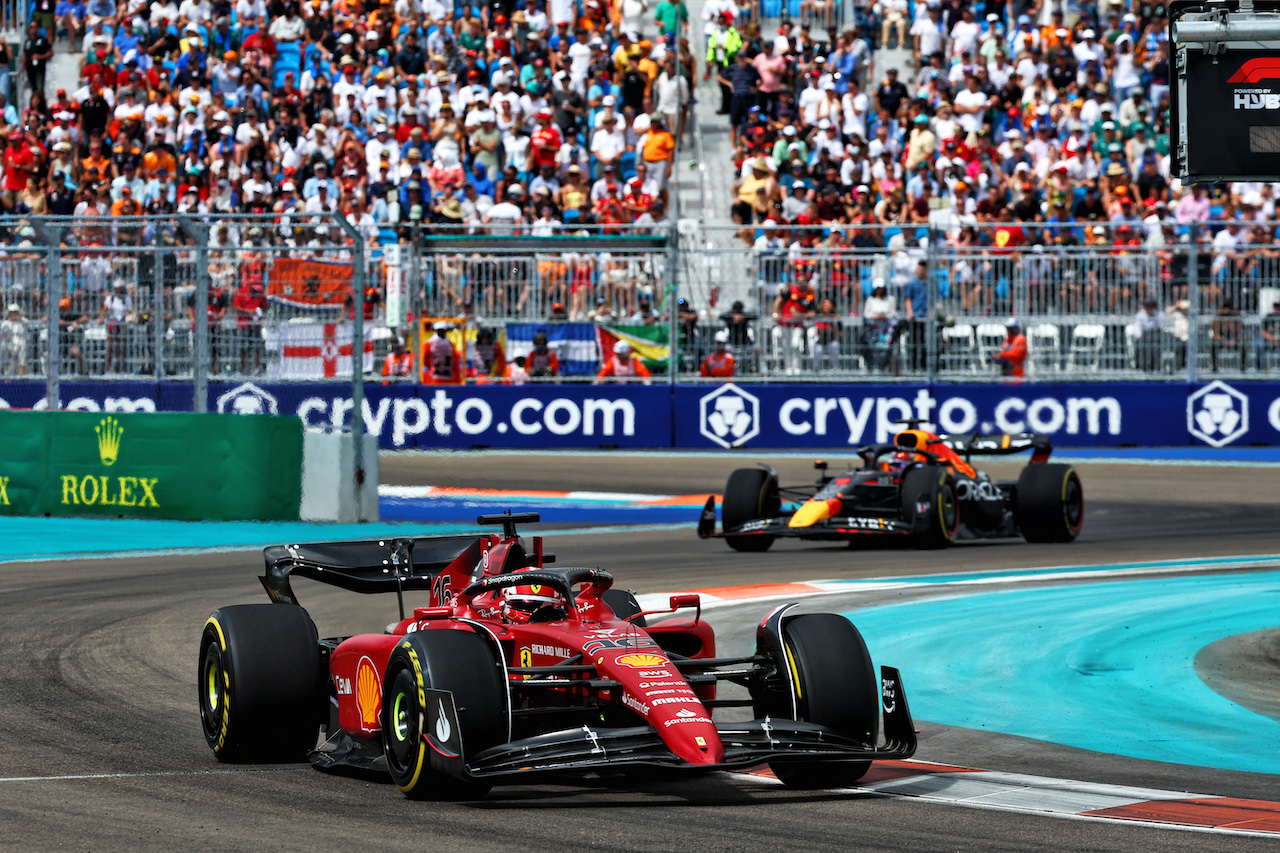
[{"left": 699, "top": 432, "right": 1058, "bottom": 543}]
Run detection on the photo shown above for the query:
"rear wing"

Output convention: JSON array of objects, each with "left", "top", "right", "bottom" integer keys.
[
  {"left": 260, "top": 535, "right": 488, "bottom": 605},
  {"left": 940, "top": 432, "right": 1052, "bottom": 461}
]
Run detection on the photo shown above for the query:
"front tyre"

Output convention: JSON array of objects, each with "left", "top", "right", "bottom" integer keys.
[
  {"left": 900, "top": 465, "right": 959, "bottom": 549},
  {"left": 722, "top": 467, "right": 779, "bottom": 552},
  {"left": 767, "top": 613, "right": 879, "bottom": 789},
  {"left": 1016, "top": 464, "right": 1084, "bottom": 543},
  {"left": 381, "top": 629, "right": 507, "bottom": 800},
  {"left": 198, "top": 604, "right": 322, "bottom": 763}
]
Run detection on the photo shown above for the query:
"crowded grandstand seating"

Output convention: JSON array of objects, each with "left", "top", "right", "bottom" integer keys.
[{"left": 3, "top": 0, "right": 1280, "bottom": 379}]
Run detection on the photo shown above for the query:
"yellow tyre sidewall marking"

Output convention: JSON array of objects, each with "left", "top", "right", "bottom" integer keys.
[{"left": 204, "top": 617, "right": 231, "bottom": 752}]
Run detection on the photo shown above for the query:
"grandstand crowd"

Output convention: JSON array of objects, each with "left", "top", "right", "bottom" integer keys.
[
  {"left": 723, "top": 0, "right": 1181, "bottom": 240},
  {"left": 9, "top": 0, "right": 689, "bottom": 231},
  {"left": 2, "top": 0, "right": 1280, "bottom": 379}
]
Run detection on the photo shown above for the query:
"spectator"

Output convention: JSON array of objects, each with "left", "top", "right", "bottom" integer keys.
[
  {"left": 699, "top": 329, "right": 735, "bottom": 377},
  {"left": 597, "top": 339, "right": 651, "bottom": 382},
  {"left": 23, "top": 22, "right": 53, "bottom": 98},
  {"left": 1133, "top": 297, "right": 1164, "bottom": 372},
  {"left": 990, "top": 318, "right": 1027, "bottom": 379},
  {"left": 381, "top": 336, "right": 414, "bottom": 380},
  {"left": 526, "top": 330, "right": 561, "bottom": 377},
  {"left": 423, "top": 322, "right": 461, "bottom": 384},
  {"left": 0, "top": 304, "right": 27, "bottom": 375},
  {"left": 1258, "top": 299, "right": 1280, "bottom": 371}
]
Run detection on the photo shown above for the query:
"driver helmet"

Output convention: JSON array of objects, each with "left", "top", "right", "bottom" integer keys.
[
  {"left": 502, "top": 583, "right": 566, "bottom": 623},
  {"left": 880, "top": 450, "right": 917, "bottom": 474}
]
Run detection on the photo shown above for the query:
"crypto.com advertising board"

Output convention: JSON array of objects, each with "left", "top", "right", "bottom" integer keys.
[{"left": 1, "top": 381, "right": 1278, "bottom": 449}]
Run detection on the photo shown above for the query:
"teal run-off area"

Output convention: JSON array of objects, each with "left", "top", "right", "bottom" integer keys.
[
  {"left": 0, "top": 516, "right": 476, "bottom": 562},
  {"left": 846, "top": 570, "right": 1280, "bottom": 775}
]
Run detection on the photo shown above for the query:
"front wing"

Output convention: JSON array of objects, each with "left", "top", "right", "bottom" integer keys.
[
  {"left": 449, "top": 666, "right": 916, "bottom": 781},
  {"left": 697, "top": 497, "right": 916, "bottom": 541}
]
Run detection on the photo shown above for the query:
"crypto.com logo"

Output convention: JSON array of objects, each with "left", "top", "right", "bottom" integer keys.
[
  {"left": 216, "top": 382, "right": 279, "bottom": 415},
  {"left": 699, "top": 384, "right": 759, "bottom": 448},
  {"left": 1187, "top": 381, "right": 1249, "bottom": 447}
]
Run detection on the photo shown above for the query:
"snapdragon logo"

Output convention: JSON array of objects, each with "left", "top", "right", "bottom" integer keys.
[
  {"left": 700, "top": 384, "right": 759, "bottom": 448},
  {"left": 1188, "top": 381, "right": 1249, "bottom": 447}
]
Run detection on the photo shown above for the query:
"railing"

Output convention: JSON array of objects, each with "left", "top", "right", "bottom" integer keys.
[{"left": 0, "top": 217, "right": 1277, "bottom": 408}]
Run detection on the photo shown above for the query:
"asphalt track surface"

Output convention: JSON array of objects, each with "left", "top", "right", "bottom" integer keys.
[{"left": 2, "top": 453, "right": 1279, "bottom": 851}]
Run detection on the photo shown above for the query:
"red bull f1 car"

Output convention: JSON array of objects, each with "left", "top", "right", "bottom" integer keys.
[
  {"left": 698, "top": 425, "right": 1083, "bottom": 552},
  {"left": 198, "top": 513, "right": 916, "bottom": 798}
]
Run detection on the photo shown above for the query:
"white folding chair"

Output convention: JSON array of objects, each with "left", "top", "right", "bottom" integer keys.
[
  {"left": 1068, "top": 323, "right": 1107, "bottom": 372},
  {"left": 1029, "top": 323, "right": 1061, "bottom": 375},
  {"left": 941, "top": 323, "right": 976, "bottom": 373}
]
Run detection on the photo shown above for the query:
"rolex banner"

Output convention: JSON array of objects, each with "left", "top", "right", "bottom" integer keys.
[{"left": 0, "top": 411, "right": 303, "bottom": 520}]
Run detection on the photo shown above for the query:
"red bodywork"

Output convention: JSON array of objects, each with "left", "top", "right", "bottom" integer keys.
[{"left": 325, "top": 532, "right": 722, "bottom": 766}]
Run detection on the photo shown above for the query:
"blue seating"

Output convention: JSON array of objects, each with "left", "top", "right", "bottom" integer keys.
[
  {"left": 274, "top": 41, "right": 302, "bottom": 89},
  {"left": 935, "top": 268, "right": 950, "bottom": 300},
  {"left": 619, "top": 151, "right": 636, "bottom": 181}
]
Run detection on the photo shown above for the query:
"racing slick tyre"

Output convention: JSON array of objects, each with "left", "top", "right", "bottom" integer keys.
[
  {"left": 1016, "top": 464, "right": 1084, "bottom": 543},
  {"left": 722, "top": 468, "right": 779, "bottom": 552},
  {"left": 900, "top": 465, "right": 959, "bottom": 549},
  {"left": 602, "top": 588, "right": 647, "bottom": 628},
  {"left": 381, "top": 628, "right": 508, "bottom": 800},
  {"left": 198, "top": 604, "right": 323, "bottom": 763},
  {"left": 767, "top": 613, "right": 879, "bottom": 789}
]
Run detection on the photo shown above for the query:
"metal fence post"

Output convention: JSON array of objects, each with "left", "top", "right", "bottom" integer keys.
[
  {"left": 926, "top": 225, "right": 938, "bottom": 384},
  {"left": 668, "top": 223, "right": 679, "bottom": 385},
  {"left": 177, "top": 216, "right": 210, "bottom": 412},
  {"left": 334, "top": 211, "right": 367, "bottom": 512},
  {"left": 154, "top": 248, "right": 165, "bottom": 381},
  {"left": 1187, "top": 221, "right": 1199, "bottom": 384},
  {"left": 31, "top": 221, "right": 61, "bottom": 410}
]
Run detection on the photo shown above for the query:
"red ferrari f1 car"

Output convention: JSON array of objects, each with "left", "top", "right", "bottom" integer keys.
[
  {"left": 198, "top": 513, "right": 916, "bottom": 798},
  {"left": 698, "top": 424, "right": 1083, "bottom": 551}
]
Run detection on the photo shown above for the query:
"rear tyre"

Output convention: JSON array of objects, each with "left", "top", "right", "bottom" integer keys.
[
  {"left": 900, "top": 465, "right": 959, "bottom": 549},
  {"left": 767, "top": 613, "right": 879, "bottom": 789},
  {"left": 602, "top": 588, "right": 647, "bottom": 628},
  {"left": 198, "top": 604, "right": 322, "bottom": 763},
  {"left": 381, "top": 628, "right": 507, "bottom": 800},
  {"left": 722, "top": 468, "right": 778, "bottom": 552},
  {"left": 1016, "top": 464, "right": 1084, "bottom": 543}
]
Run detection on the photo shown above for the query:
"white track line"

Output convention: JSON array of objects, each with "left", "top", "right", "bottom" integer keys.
[{"left": 733, "top": 763, "right": 1280, "bottom": 838}]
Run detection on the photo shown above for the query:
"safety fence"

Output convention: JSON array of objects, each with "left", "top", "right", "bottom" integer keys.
[{"left": 1, "top": 218, "right": 1278, "bottom": 409}]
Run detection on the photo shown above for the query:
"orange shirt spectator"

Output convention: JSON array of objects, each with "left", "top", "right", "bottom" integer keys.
[
  {"left": 700, "top": 334, "right": 735, "bottom": 377},
  {"left": 597, "top": 340, "right": 651, "bottom": 381},
  {"left": 992, "top": 321, "right": 1028, "bottom": 378},
  {"left": 642, "top": 121, "right": 676, "bottom": 166}
]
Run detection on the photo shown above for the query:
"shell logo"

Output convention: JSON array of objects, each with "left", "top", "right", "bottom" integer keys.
[
  {"left": 615, "top": 653, "right": 668, "bottom": 669},
  {"left": 356, "top": 656, "right": 382, "bottom": 731}
]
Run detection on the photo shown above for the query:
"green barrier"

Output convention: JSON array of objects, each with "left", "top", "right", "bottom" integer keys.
[{"left": 0, "top": 411, "right": 303, "bottom": 521}]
